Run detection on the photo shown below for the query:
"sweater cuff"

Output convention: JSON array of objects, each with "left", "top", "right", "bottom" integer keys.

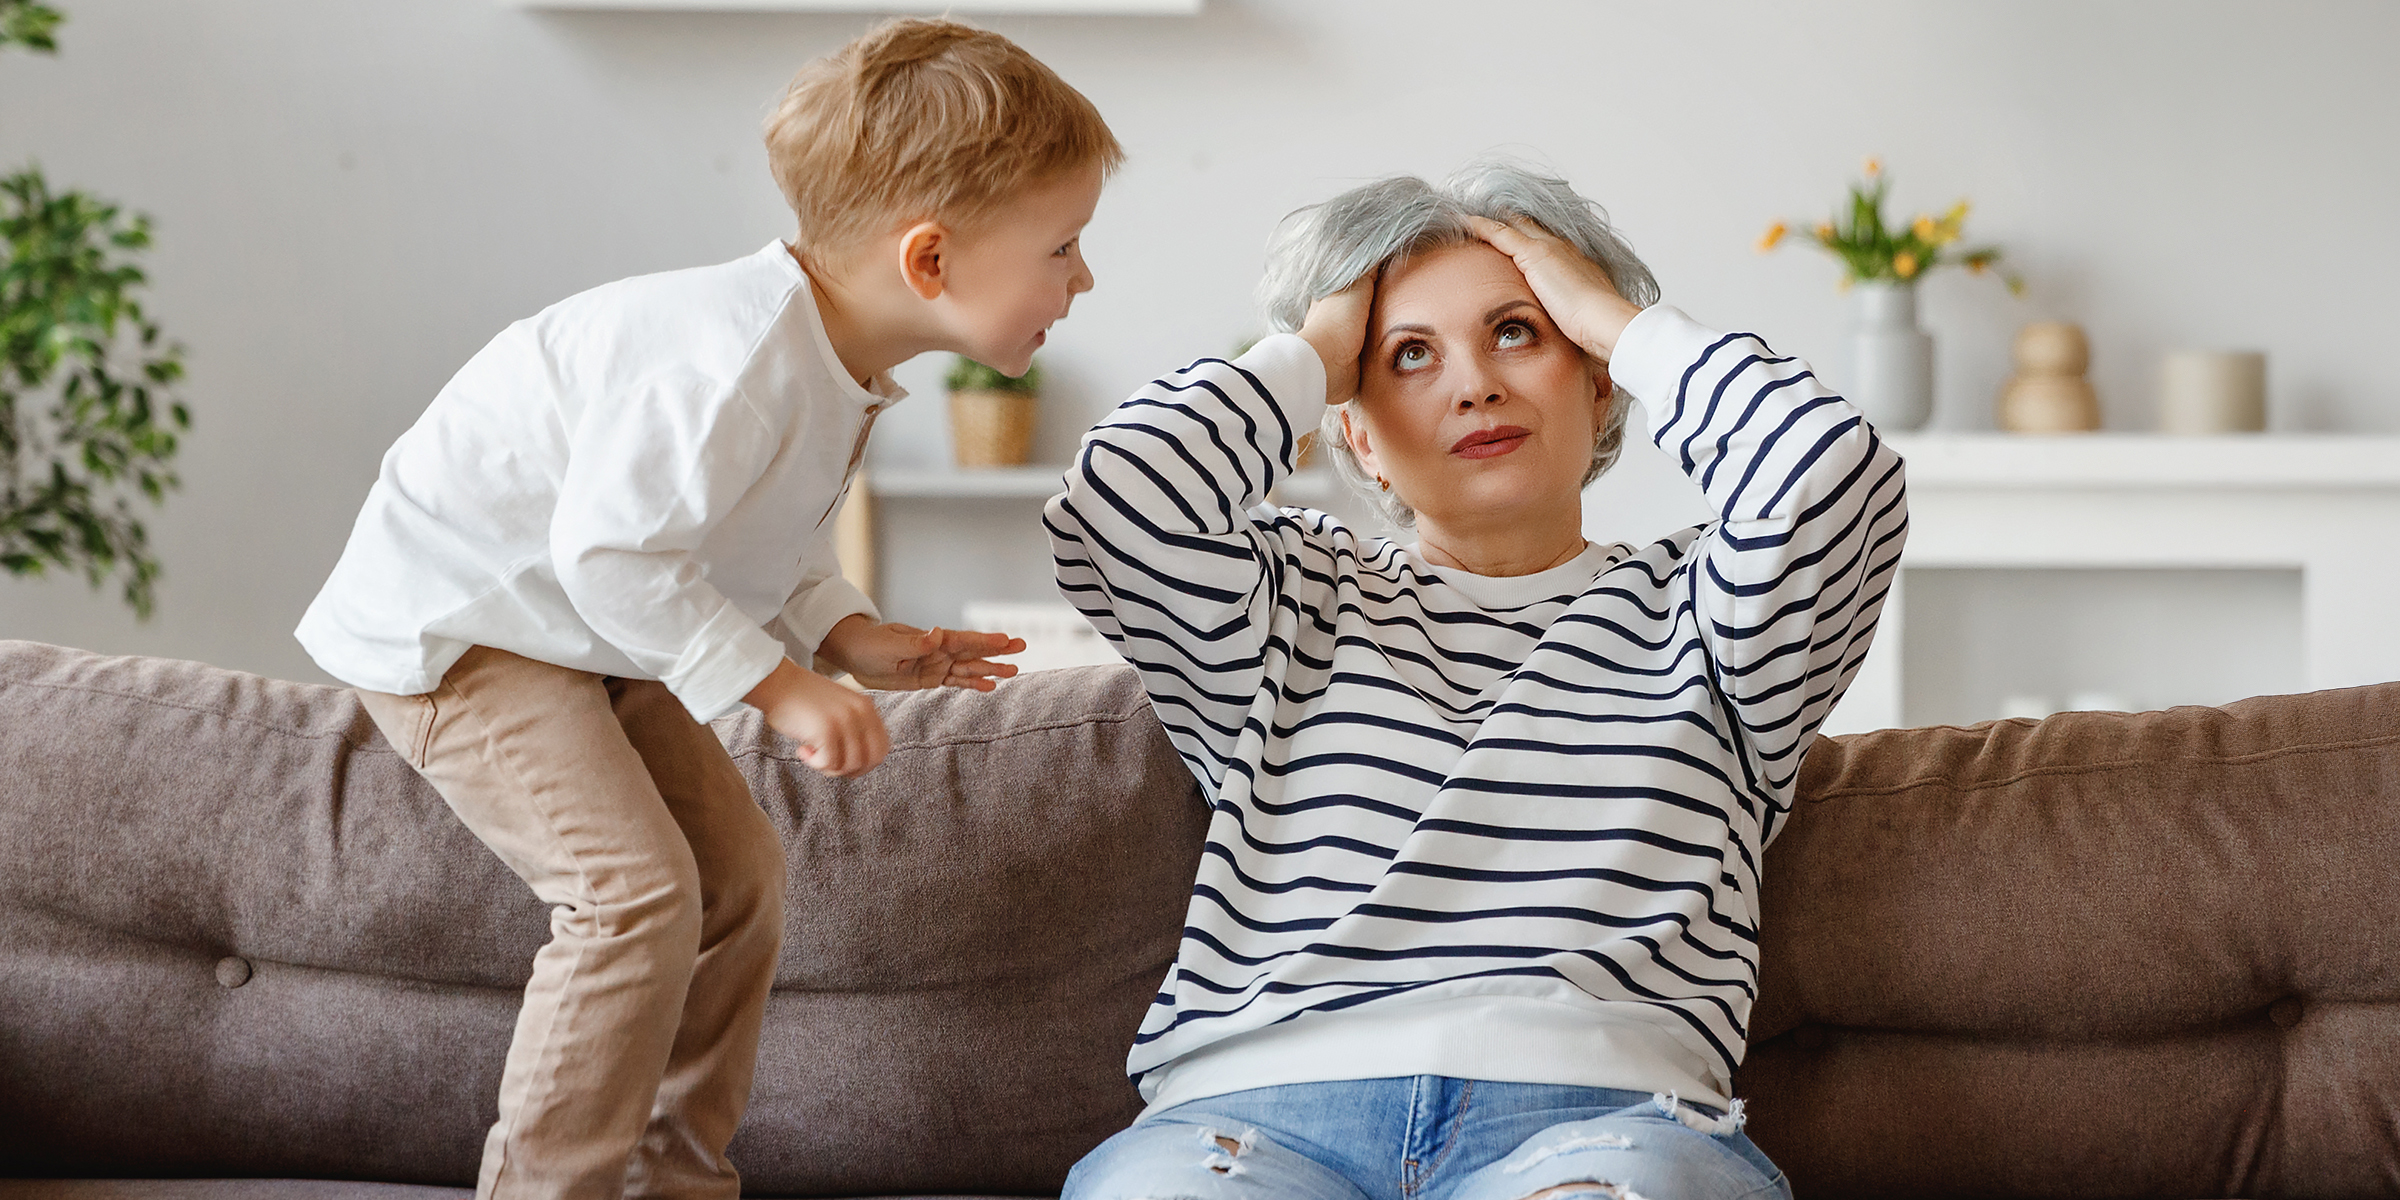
[
  {"left": 664, "top": 603, "right": 789, "bottom": 723},
  {"left": 1607, "top": 304, "right": 1720, "bottom": 424},
  {"left": 1233, "top": 333, "right": 1329, "bottom": 466}
]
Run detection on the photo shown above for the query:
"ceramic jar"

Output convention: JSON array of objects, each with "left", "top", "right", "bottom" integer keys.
[
  {"left": 2158, "top": 350, "right": 2267, "bottom": 433},
  {"left": 1998, "top": 321, "right": 2101, "bottom": 432},
  {"left": 1848, "top": 280, "right": 1934, "bottom": 430}
]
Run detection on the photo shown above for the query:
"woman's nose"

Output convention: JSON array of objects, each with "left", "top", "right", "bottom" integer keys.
[{"left": 1452, "top": 357, "right": 1503, "bottom": 411}]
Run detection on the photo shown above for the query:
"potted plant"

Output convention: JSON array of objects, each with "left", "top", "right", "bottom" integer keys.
[
  {"left": 944, "top": 355, "right": 1039, "bottom": 468},
  {"left": 1760, "top": 158, "right": 2016, "bottom": 430},
  {"left": 2, "top": 0, "right": 190, "bottom": 617}
]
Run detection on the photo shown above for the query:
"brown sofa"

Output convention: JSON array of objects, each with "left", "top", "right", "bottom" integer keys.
[{"left": 1, "top": 638, "right": 2394, "bottom": 1199}]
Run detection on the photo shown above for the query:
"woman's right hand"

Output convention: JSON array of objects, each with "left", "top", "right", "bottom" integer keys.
[
  {"left": 743, "top": 657, "right": 890, "bottom": 777},
  {"left": 1295, "top": 272, "right": 1376, "bottom": 405}
]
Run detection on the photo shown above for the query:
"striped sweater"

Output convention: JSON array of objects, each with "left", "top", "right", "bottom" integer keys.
[{"left": 1045, "top": 304, "right": 1907, "bottom": 1115}]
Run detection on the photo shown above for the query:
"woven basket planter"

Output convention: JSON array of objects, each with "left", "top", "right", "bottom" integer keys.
[{"left": 948, "top": 388, "right": 1037, "bottom": 467}]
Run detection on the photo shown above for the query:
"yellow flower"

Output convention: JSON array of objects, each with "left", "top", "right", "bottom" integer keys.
[
  {"left": 1893, "top": 251, "right": 1920, "bottom": 278},
  {"left": 1756, "top": 221, "right": 1787, "bottom": 252},
  {"left": 1967, "top": 258, "right": 1988, "bottom": 274},
  {"left": 1912, "top": 214, "right": 1937, "bottom": 241},
  {"left": 1814, "top": 221, "right": 1835, "bottom": 241},
  {"left": 1864, "top": 156, "right": 1882, "bottom": 178},
  {"left": 1935, "top": 200, "right": 1970, "bottom": 244}
]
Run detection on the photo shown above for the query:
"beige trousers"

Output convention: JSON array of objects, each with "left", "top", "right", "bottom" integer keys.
[{"left": 358, "top": 646, "right": 785, "bottom": 1200}]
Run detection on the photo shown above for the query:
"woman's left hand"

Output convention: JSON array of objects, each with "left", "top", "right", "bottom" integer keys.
[{"left": 1465, "top": 215, "right": 1645, "bottom": 361}]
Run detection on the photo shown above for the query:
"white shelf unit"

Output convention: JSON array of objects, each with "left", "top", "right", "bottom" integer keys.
[{"left": 1829, "top": 433, "right": 2400, "bottom": 733}]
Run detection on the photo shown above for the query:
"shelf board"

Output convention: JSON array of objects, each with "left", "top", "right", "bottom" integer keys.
[
  {"left": 867, "top": 465, "right": 1355, "bottom": 502},
  {"left": 867, "top": 466, "right": 1065, "bottom": 499},
  {"left": 503, "top": 0, "right": 1200, "bottom": 11},
  {"left": 1887, "top": 433, "right": 2400, "bottom": 489}
]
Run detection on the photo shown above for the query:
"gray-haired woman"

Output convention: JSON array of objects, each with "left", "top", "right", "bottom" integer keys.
[{"left": 1045, "top": 160, "right": 1907, "bottom": 1200}]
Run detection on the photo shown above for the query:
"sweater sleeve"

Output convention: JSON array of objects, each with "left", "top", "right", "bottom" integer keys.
[
  {"left": 1606, "top": 305, "right": 1909, "bottom": 797},
  {"left": 1045, "top": 335, "right": 1326, "bottom": 791}
]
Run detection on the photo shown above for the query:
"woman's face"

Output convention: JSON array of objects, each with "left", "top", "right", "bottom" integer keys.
[{"left": 1347, "top": 240, "right": 1611, "bottom": 534}]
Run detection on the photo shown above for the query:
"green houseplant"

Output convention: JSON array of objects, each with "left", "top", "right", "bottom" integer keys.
[
  {"left": 2, "top": 0, "right": 190, "bottom": 617},
  {"left": 943, "top": 354, "right": 1039, "bottom": 468}
]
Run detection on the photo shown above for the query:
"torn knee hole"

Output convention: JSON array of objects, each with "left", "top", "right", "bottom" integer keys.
[
  {"left": 1519, "top": 1184, "right": 1642, "bottom": 1200},
  {"left": 1198, "top": 1126, "right": 1254, "bottom": 1175}
]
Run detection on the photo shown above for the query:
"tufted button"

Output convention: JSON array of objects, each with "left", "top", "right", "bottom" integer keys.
[
  {"left": 215, "top": 956, "right": 253, "bottom": 989},
  {"left": 2269, "top": 998, "right": 2304, "bottom": 1029}
]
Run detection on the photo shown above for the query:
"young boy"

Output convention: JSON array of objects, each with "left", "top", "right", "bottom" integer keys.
[{"left": 296, "top": 19, "right": 1120, "bottom": 1200}]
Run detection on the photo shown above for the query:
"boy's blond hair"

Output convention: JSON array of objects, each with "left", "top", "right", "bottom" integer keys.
[{"left": 765, "top": 18, "right": 1123, "bottom": 269}]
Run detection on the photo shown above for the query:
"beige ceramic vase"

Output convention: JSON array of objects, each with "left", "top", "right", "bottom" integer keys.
[
  {"left": 948, "top": 389, "right": 1037, "bottom": 467},
  {"left": 1997, "top": 321, "right": 2101, "bottom": 433}
]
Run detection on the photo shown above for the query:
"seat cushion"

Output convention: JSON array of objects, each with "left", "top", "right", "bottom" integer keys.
[
  {"left": 0, "top": 642, "right": 1206, "bottom": 1195},
  {"left": 1744, "top": 682, "right": 2400, "bottom": 1198}
]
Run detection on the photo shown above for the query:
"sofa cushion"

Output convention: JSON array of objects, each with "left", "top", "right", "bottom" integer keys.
[
  {"left": 1744, "top": 683, "right": 2400, "bottom": 1198},
  {"left": 0, "top": 641, "right": 1206, "bottom": 1195}
]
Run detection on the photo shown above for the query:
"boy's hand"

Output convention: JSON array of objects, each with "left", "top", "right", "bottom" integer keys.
[
  {"left": 743, "top": 657, "right": 888, "bottom": 777},
  {"left": 1296, "top": 272, "right": 1377, "bottom": 405},
  {"left": 817, "top": 613, "right": 1024, "bottom": 692},
  {"left": 1464, "top": 215, "right": 1643, "bottom": 361}
]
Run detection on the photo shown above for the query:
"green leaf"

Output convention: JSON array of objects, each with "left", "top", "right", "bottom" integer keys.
[{"left": 0, "top": 162, "right": 191, "bottom": 619}]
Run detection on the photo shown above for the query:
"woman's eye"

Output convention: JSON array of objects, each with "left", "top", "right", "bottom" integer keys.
[
  {"left": 1496, "top": 321, "right": 1533, "bottom": 348},
  {"left": 1394, "top": 343, "right": 1432, "bottom": 370}
]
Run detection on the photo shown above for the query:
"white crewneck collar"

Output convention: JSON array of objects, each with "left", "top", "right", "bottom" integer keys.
[{"left": 1412, "top": 540, "right": 1613, "bottom": 609}]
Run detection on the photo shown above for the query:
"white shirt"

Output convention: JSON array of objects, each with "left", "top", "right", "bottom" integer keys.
[{"left": 298, "top": 241, "right": 894, "bottom": 721}]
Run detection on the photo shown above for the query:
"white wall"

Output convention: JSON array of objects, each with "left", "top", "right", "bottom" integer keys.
[{"left": 3, "top": 0, "right": 2394, "bottom": 681}]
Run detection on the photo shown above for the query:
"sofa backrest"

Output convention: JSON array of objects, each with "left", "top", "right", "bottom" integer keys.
[
  {"left": 0, "top": 641, "right": 1205, "bottom": 1195},
  {"left": 1748, "top": 682, "right": 2400, "bottom": 1198}
]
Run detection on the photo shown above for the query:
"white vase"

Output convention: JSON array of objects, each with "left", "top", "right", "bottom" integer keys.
[{"left": 1847, "top": 280, "right": 1934, "bottom": 431}]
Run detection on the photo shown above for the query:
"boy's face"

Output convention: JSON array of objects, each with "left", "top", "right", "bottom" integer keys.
[{"left": 936, "top": 160, "right": 1103, "bottom": 377}]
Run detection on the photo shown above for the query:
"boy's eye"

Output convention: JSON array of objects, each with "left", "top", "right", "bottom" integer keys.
[
  {"left": 1393, "top": 342, "right": 1433, "bottom": 371},
  {"left": 1495, "top": 320, "right": 1534, "bottom": 348},
  {"left": 1053, "top": 239, "right": 1078, "bottom": 257}
]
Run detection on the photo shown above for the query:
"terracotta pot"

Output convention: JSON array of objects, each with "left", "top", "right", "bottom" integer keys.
[{"left": 948, "top": 389, "right": 1036, "bottom": 467}]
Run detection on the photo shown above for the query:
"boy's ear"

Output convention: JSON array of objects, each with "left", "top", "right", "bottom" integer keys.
[{"left": 896, "top": 221, "right": 948, "bottom": 301}]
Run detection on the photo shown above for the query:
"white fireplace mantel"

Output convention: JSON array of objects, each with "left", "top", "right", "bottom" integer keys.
[{"left": 1825, "top": 433, "right": 2400, "bottom": 733}]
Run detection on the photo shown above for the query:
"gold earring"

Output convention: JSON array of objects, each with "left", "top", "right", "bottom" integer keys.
[{"left": 1376, "top": 476, "right": 1390, "bottom": 492}]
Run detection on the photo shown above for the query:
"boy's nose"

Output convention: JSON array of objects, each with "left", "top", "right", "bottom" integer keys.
[{"left": 1070, "top": 253, "right": 1095, "bottom": 295}]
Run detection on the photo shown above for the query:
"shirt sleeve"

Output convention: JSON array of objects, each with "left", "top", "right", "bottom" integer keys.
[
  {"left": 549, "top": 376, "right": 790, "bottom": 723},
  {"left": 1606, "top": 305, "right": 1910, "bottom": 800},
  {"left": 773, "top": 570, "right": 878, "bottom": 669},
  {"left": 1045, "top": 334, "right": 1325, "bottom": 789}
]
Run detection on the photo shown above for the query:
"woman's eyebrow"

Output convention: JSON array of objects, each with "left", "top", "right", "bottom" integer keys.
[
  {"left": 1483, "top": 299, "right": 1540, "bottom": 325},
  {"left": 1376, "top": 322, "right": 1437, "bottom": 344}
]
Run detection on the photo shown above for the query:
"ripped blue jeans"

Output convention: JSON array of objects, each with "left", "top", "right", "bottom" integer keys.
[{"left": 1062, "top": 1078, "right": 1788, "bottom": 1200}]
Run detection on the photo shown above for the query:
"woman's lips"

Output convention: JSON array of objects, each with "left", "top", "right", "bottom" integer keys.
[{"left": 1451, "top": 425, "right": 1530, "bottom": 459}]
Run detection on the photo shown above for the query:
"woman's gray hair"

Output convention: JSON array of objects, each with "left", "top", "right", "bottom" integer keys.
[{"left": 1259, "top": 159, "right": 1659, "bottom": 529}]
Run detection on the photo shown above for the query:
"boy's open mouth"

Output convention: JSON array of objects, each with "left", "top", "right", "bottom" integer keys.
[{"left": 1452, "top": 425, "right": 1529, "bottom": 459}]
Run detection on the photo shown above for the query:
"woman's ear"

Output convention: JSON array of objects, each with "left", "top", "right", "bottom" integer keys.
[
  {"left": 1340, "top": 405, "right": 1380, "bottom": 482},
  {"left": 896, "top": 221, "right": 948, "bottom": 301}
]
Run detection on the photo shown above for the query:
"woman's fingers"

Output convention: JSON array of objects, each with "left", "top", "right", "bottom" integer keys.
[
  {"left": 1465, "top": 213, "right": 1639, "bottom": 359},
  {"left": 1298, "top": 271, "right": 1377, "bottom": 405}
]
